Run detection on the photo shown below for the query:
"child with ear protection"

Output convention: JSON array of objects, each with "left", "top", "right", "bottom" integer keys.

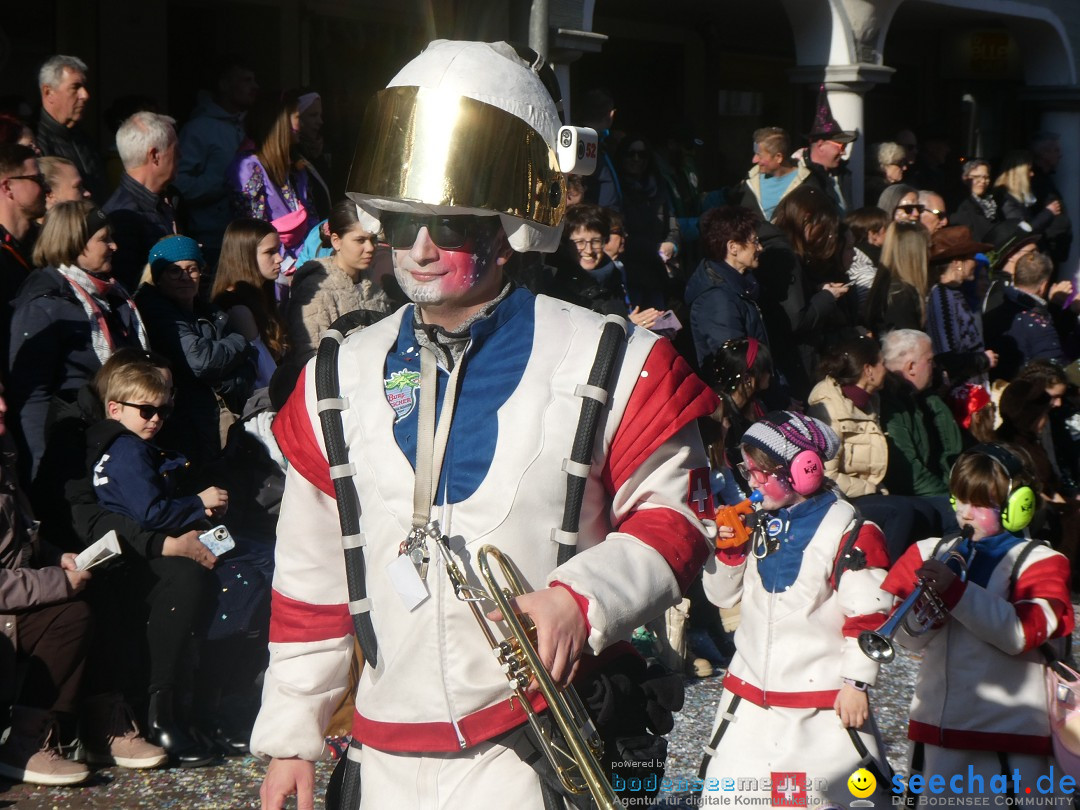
[
  {"left": 883, "top": 444, "right": 1074, "bottom": 803},
  {"left": 698, "top": 411, "right": 894, "bottom": 805}
]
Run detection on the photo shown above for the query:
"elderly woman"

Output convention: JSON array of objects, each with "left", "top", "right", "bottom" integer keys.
[
  {"left": 949, "top": 160, "right": 999, "bottom": 242},
  {"left": 685, "top": 205, "right": 768, "bottom": 366},
  {"left": 133, "top": 235, "right": 255, "bottom": 466},
  {"left": 865, "top": 141, "right": 907, "bottom": 204},
  {"left": 9, "top": 200, "right": 148, "bottom": 476}
]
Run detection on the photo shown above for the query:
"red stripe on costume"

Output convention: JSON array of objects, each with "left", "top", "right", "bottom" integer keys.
[
  {"left": 272, "top": 367, "right": 335, "bottom": 497},
  {"left": 842, "top": 612, "right": 889, "bottom": 638},
  {"left": 268, "top": 589, "right": 353, "bottom": 644},
  {"left": 722, "top": 673, "right": 839, "bottom": 709},
  {"left": 882, "top": 542, "right": 925, "bottom": 599},
  {"left": 601, "top": 338, "right": 719, "bottom": 494},
  {"left": 829, "top": 521, "right": 890, "bottom": 591},
  {"left": 1012, "top": 554, "right": 1074, "bottom": 645},
  {"left": 616, "top": 507, "right": 710, "bottom": 593},
  {"left": 352, "top": 691, "right": 548, "bottom": 752},
  {"left": 908, "top": 720, "right": 1051, "bottom": 755}
]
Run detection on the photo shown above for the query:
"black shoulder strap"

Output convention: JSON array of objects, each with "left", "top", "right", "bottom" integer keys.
[
  {"left": 556, "top": 317, "right": 629, "bottom": 566},
  {"left": 314, "top": 308, "right": 389, "bottom": 666},
  {"left": 832, "top": 502, "right": 866, "bottom": 588}
]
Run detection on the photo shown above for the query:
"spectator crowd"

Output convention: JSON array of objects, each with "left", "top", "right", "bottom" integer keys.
[{"left": 0, "top": 46, "right": 1077, "bottom": 805}]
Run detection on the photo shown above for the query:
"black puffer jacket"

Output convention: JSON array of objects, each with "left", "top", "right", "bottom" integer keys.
[{"left": 133, "top": 283, "right": 255, "bottom": 465}]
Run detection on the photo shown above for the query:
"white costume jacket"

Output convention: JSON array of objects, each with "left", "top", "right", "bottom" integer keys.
[
  {"left": 702, "top": 493, "right": 892, "bottom": 705},
  {"left": 885, "top": 532, "right": 1073, "bottom": 754},
  {"left": 250, "top": 288, "right": 718, "bottom": 760}
]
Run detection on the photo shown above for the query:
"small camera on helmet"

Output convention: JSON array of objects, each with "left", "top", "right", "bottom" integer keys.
[{"left": 557, "top": 126, "right": 598, "bottom": 175}]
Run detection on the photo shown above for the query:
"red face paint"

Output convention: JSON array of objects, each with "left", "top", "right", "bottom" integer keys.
[
  {"left": 393, "top": 226, "right": 503, "bottom": 307},
  {"left": 741, "top": 454, "right": 797, "bottom": 510},
  {"left": 952, "top": 499, "right": 1003, "bottom": 541}
]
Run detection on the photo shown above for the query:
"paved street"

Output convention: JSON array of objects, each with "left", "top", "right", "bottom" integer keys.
[{"left": 0, "top": 611, "right": 1068, "bottom": 808}]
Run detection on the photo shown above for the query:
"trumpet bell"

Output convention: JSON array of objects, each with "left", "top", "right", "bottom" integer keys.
[{"left": 857, "top": 631, "right": 895, "bottom": 663}]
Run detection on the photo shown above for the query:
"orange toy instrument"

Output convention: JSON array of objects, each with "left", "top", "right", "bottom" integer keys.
[{"left": 715, "top": 490, "right": 763, "bottom": 550}]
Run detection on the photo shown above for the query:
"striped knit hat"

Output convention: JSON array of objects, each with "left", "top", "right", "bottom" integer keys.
[{"left": 742, "top": 410, "right": 840, "bottom": 467}]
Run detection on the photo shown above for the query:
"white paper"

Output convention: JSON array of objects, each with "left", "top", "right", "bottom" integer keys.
[
  {"left": 75, "top": 530, "right": 122, "bottom": 571},
  {"left": 387, "top": 553, "right": 429, "bottom": 611}
]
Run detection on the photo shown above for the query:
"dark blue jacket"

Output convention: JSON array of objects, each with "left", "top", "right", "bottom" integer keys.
[
  {"left": 985, "top": 286, "right": 1069, "bottom": 381},
  {"left": 89, "top": 419, "right": 205, "bottom": 533},
  {"left": 685, "top": 259, "right": 769, "bottom": 366},
  {"left": 102, "top": 174, "right": 178, "bottom": 291},
  {"left": 9, "top": 267, "right": 144, "bottom": 478}
]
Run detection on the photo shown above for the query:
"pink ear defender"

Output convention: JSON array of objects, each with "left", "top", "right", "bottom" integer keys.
[{"left": 774, "top": 412, "right": 826, "bottom": 496}]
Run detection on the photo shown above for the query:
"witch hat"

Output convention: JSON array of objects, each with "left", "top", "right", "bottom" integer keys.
[{"left": 807, "top": 85, "right": 858, "bottom": 144}]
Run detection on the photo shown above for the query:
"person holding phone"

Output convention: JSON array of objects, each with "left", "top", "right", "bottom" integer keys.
[{"left": 87, "top": 358, "right": 223, "bottom": 767}]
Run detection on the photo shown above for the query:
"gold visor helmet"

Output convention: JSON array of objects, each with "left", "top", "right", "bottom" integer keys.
[{"left": 346, "top": 40, "right": 567, "bottom": 254}]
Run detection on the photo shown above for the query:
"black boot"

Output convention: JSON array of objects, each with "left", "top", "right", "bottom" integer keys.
[{"left": 147, "top": 690, "right": 215, "bottom": 768}]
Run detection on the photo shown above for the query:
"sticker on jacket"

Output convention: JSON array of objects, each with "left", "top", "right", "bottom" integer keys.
[{"left": 385, "top": 369, "right": 421, "bottom": 422}]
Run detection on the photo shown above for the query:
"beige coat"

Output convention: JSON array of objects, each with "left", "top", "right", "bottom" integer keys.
[
  {"left": 806, "top": 376, "right": 887, "bottom": 497},
  {"left": 287, "top": 257, "right": 393, "bottom": 361}
]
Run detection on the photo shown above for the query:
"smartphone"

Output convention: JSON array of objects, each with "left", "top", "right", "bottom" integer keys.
[{"left": 198, "top": 525, "right": 236, "bottom": 557}]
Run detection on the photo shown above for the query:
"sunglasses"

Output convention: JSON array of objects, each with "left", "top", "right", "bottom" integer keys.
[
  {"left": 897, "top": 204, "right": 925, "bottom": 215},
  {"left": 737, "top": 461, "right": 780, "bottom": 484},
  {"left": 381, "top": 213, "right": 499, "bottom": 250},
  {"left": 6, "top": 173, "right": 48, "bottom": 189},
  {"left": 118, "top": 401, "right": 173, "bottom": 421}
]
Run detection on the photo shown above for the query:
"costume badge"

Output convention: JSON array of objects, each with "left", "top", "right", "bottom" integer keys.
[
  {"left": 767, "top": 517, "right": 784, "bottom": 537},
  {"left": 686, "top": 468, "right": 716, "bottom": 521},
  {"left": 384, "top": 369, "right": 421, "bottom": 422}
]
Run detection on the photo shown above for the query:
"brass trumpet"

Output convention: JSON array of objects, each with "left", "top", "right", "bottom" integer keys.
[
  {"left": 438, "top": 536, "right": 625, "bottom": 810},
  {"left": 859, "top": 526, "right": 975, "bottom": 664}
]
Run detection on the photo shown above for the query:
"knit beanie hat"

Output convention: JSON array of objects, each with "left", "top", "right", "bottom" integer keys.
[
  {"left": 148, "top": 235, "right": 204, "bottom": 273},
  {"left": 741, "top": 410, "right": 840, "bottom": 467}
]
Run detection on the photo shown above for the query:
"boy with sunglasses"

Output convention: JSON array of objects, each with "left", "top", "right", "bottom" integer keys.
[
  {"left": 699, "top": 410, "right": 893, "bottom": 805},
  {"left": 90, "top": 361, "right": 228, "bottom": 533}
]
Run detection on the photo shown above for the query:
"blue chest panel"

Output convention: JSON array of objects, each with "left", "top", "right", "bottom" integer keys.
[
  {"left": 387, "top": 289, "right": 535, "bottom": 504},
  {"left": 757, "top": 493, "right": 835, "bottom": 593},
  {"left": 965, "top": 531, "right": 1024, "bottom": 588}
]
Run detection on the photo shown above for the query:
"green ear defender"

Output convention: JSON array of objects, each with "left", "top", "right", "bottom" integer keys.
[{"left": 969, "top": 443, "right": 1036, "bottom": 532}]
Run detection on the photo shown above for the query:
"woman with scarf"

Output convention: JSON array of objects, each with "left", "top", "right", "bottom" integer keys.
[
  {"left": 950, "top": 160, "right": 1000, "bottom": 243},
  {"left": 9, "top": 201, "right": 149, "bottom": 477}
]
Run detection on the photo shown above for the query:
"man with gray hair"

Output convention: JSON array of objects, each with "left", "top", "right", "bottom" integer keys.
[
  {"left": 35, "top": 55, "right": 106, "bottom": 202},
  {"left": 918, "top": 189, "right": 948, "bottom": 233},
  {"left": 101, "top": 111, "right": 179, "bottom": 290},
  {"left": 879, "top": 329, "right": 963, "bottom": 498}
]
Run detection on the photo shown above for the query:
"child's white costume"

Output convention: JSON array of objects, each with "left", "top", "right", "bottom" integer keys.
[
  {"left": 700, "top": 413, "right": 894, "bottom": 805},
  {"left": 885, "top": 531, "right": 1074, "bottom": 805}
]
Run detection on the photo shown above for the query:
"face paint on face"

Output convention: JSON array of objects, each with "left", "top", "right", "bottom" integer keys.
[
  {"left": 392, "top": 224, "right": 503, "bottom": 307},
  {"left": 952, "top": 499, "right": 1003, "bottom": 541},
  {"left": 741, "top": 453, "right": 797, "bottom": 510}
]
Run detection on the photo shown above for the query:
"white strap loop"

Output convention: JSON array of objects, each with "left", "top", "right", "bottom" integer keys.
[
  {"left": 317, "top": 397, "right": 350, "bottom": 413},
  {"left": 561, "top": 458, "right": 591, "bottom": 479},
  {"left": 349, "top": 598, "right": 372, "bottom": 614},
  {"left": 346, "top": 744, "right": 363, "bottom": 763},
  {"left": 550, "top": 528, "right": 579, "bottom": 546},
  {"left": 574, "top": 383, "right": 608, "bottom": 405},
  {"left": 342, "top": 533, "right": 367, "bottom": 550},
  {"left": 322, "top": 328, "right": 346, "bottom": 345},
  {"left": 330, "top": 463, "right": 357, "bottom": 480}
]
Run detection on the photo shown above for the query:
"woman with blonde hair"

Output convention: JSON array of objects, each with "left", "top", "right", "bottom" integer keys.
[
  {"left": 993, "top": 150, "right": 1062, "bottom": 234},
  {"left": 9, "top": 201, "right": 149, "bottom": 473},
  {"left": 227, "top": 90, "right": 314, "bottom": 269},
  {"left": 864, "top": 220, "right": 928, "bottom": 335},
  {"left": 211, "top": 218, "right": 289, "bottom": 389}
]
